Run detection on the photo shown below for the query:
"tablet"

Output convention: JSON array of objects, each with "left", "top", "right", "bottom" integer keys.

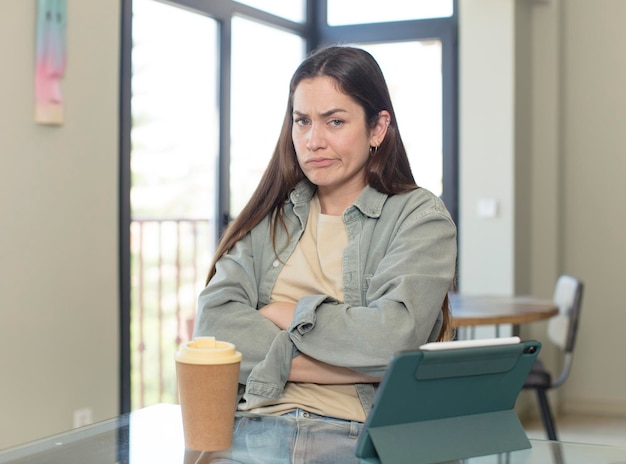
[{"left": 355, "top": 338, "right": 541, "bottom": 464}]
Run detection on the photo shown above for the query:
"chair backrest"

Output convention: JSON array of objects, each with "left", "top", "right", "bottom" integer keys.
[{"left": 547, "top": 275, "right": 584, "bottom": 353}]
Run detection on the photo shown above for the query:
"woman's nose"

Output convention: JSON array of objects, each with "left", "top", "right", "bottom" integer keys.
[{"left": 306, "top": 124, "right": 325, "bottom": 151}]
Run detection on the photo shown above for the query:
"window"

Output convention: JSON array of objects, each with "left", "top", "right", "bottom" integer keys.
[
  {"left": 230, "top": 17, "right": 305, "bottom": 216},
  {"left": 314, "top": 1, "right": 458, "bottom": 216},
  {"left": 235, "top": 0, "right": 306, "bottom": 23},
  {"left": 128, "top": 0, "right": 220, "bottom": 409},
  {"left": 121, "top": 0, "right": 307, "bottom": 412},
  {"left": 327, "top": 0, "right": 453, "bottom": 25},
  {"left": 361, "top": 41, "right": 444, "bottom": 196},
  {"left": 120, "top": 0, "right": 457, "bottom": 413}
]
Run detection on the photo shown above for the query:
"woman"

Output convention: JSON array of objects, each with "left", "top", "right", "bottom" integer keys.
[{"left": 194, "top": 45, "right": 457, "bottom": 462}]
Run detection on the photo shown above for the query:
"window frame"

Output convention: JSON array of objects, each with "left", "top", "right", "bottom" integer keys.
[
  {"left": 313, "top": 1, "right": 458, "bottom": 220},
  {"left": 119, "top": 0, "right": 458, "bottom": 414}
]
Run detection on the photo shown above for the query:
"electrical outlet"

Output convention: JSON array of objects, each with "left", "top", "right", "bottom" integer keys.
[{"left": 73, "top": 407, "right": 93, "bottom": 428}]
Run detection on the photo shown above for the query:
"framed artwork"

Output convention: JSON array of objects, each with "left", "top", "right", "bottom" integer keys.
[{"left": 35, "top": 0, "right": 67, "bottom": 125}]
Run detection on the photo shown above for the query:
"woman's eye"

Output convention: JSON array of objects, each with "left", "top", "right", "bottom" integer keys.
[
  {"left": 329, "top": 119, "right": 343, "bottom": 127},
  {"left": 294, "top": 118, "right": 310, "bottom": 126}
]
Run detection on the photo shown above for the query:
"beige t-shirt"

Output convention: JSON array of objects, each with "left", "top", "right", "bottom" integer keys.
[{"left": 241, "top": 195, "right": 366, "bottom": 422}]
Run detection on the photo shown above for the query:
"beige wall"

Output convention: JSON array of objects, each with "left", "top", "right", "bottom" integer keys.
[
  {"left": 558, "top": 0, "right": 626, "bottom": 414},
  {"left": 460, "top": 0, "right": 626, "bottom": 417},
  {"left": 0, "top": 2, "right": 120, "bottom": 448},
  {"left": 1, "top": 0, "right": 625, "bottom": 451}
]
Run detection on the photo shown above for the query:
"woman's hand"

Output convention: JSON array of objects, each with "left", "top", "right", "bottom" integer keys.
[{"left": 258, "top": 301, "right": 296, "bottom": 330}]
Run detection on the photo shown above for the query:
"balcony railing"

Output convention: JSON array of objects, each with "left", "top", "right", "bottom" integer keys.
[{"left": 130, "top": 218, "right": 215, "bottom": 410}]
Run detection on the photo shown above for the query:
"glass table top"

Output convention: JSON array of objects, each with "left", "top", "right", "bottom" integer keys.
[{"left": 1, "top": 404, "right": 625, "bottom": 464}]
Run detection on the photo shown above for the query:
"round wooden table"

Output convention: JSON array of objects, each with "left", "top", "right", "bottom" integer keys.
[{"left": 449, "top": 293, "right": 559, "bottom": 328}]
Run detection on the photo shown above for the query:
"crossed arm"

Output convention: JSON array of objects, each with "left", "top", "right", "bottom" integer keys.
[{"left": 259, "top": 301, "right": 380, "bottom": 384}]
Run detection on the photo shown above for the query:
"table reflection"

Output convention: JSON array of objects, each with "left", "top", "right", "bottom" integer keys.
[{"left": 2, "top": 404, "right": 626, "bottom": 464}]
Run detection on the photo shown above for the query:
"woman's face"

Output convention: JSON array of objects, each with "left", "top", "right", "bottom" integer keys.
[{"left": 291, "top": 76, "right": 383, "bottom": 198}]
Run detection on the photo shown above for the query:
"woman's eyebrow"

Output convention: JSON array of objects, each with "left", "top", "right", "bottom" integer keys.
[
  {"left": 292, "top": 108, "right": 348, "bottom": 118},
  {"left": 321, "top": 108, "right": 348, "bottom": 117}
]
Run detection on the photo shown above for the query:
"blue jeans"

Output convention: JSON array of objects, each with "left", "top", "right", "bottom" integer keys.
[{"left": 188, "top": 409, "right": 364, "bottom": 463}]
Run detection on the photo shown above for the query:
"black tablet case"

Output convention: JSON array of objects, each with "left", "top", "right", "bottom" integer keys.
[{"left": 355, "top": 339, "right": 541, "bottom": 464}]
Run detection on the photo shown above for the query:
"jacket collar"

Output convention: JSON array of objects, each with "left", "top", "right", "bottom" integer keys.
[{"left": 289, "top": 180, "right": 388, "bottom": 220}]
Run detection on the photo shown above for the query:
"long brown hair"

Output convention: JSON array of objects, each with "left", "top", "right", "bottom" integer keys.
[{"left": 206, "top": 45, "right": 452, "bottom": 340}]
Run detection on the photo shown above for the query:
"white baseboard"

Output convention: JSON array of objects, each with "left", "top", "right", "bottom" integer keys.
[
  {"left": 517, "top": 390, "right": 626, "bottom": 421},
  {"left": 562, "top": 397, "right": 626, "bottom": 418}
]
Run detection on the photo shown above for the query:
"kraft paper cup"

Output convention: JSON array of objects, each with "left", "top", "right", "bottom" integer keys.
[{"left": 175, "top": 336, "right": 242, "bottom": 451}]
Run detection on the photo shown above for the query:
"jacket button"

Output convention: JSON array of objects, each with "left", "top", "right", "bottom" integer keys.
[{"left": 272, "top": 260, "right": 279, "bottom": 267}]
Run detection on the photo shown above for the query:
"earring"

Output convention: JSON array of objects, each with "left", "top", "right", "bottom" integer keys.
[{"left": 369, "top": 145, "right": 379, "bottom": 156}]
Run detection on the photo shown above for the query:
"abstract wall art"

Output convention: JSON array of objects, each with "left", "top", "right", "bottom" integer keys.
[{"left": 35, "top": 0, "right": 67, "bottom": 125}]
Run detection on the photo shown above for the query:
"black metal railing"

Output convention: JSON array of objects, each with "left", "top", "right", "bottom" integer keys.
[{"left": 130, "top": 218, "right": 214, "bottom": 409}]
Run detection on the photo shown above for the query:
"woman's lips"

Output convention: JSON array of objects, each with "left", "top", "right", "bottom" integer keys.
[{"left": 307, "top": 157, "right": 335, "bottom": 167}]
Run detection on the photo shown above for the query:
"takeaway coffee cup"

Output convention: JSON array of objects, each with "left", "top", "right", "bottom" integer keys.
[{"left": 175, "top": 336, "right": 242, "bottom": 451}]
